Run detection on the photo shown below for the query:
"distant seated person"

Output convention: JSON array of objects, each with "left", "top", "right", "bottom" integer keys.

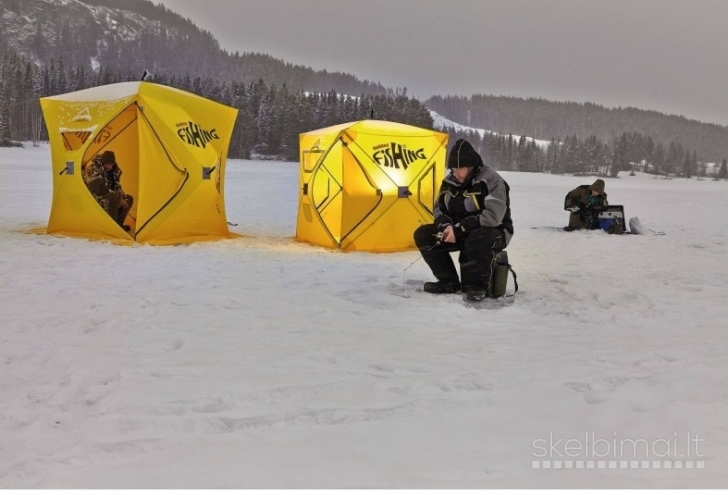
[
  {"left": 83, "top": 150, "right": 133, "bottom": 231},
  {"left": 563, "top": 179, "right": 607, "bottom": 231}
]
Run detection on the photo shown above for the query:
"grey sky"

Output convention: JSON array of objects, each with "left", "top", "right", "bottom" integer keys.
[{"left": 156, "top": 0, "right": 728, "bottom": 126}]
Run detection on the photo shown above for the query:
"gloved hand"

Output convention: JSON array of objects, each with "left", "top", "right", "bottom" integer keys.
[
  {"left": 453, "top": 216, "right": 480, "bottom": 241},
  {"left": 434, "top": 215, "right": 453, "bottom": 231},
  {"left": 568, "top": 206, "right": 580, "bottom": 213}
]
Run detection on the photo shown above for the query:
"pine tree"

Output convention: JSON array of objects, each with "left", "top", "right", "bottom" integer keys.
[
  {"left": 652, "top": 142, "right": 666, "bottom": 174},
  {"left": 666, "top": 140, "right": 684, "bottom": 176},
  {"left": 545, "top": 139, "right": 558, "bottom": 174},
  {"left": 0, "top": 62, "right": 9, "bottom": 144},
  {"left": 718, "top": 159, "right": 728, "bottom": 179},
  {"left": 682, "top": 154, "right": 692, "bottom": 178}
]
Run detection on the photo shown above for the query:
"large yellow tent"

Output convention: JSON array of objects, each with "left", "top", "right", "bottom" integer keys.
[
  {"left": 40, "top": 81, "right": 238, "bottom": 245},
  {"left": 296, "top": 120, "right": 448, "bottom": 252}
]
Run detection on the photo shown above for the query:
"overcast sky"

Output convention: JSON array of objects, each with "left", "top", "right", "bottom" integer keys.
[{"left": 155, "top": 0, "right": 728, "bottom": 126}]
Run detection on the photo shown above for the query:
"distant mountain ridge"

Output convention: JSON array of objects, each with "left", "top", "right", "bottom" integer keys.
[
  {"left": 426, "top": 95, "right": 728, "bottom": 163},
  {"left": 0, "top": 0, "right": 390, "bottom": 96},
  {"left": 2, "top": 0, "right": 727, "bottom": 163}
]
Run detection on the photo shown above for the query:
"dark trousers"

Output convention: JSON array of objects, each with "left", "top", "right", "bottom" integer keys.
[
  {"left": 413, "top": 224, "right": 507, "bottom": 290},
  {"left": 567, "top": 211, "right": 587, "bottom": 229},
  {"left": 104, "top": 191, "right": 134, "bottom": 226},
  {"left": 568, "top": 209, "right": 599, "bottom": 230}
]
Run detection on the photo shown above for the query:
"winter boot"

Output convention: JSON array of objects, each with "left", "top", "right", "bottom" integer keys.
[
  {"left": 423, "top": 280, "right": 461, "bottom": 294},
  {"left": 466, "top": 287, "right": 487, "bottom": 302}
]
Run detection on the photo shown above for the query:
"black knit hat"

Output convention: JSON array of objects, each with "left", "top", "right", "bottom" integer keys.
[
  {"left": 447, "top": 139, "right": 484, "bottom": 169},
  {"left": 99, "top": 150, "right": 116, "bottom": 166}
]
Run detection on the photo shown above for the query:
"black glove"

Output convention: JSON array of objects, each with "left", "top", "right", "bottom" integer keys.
[
  {"left": 434, "top": 215, "right": 453, "bottom": 231},
  {"left": 454, "top": 216, "right": 480, "bottom": 241}
]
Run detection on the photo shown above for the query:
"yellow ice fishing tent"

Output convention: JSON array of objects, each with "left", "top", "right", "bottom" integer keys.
[
  {"left": 40, "top": 81, "right": 238, "bottom": 245},
  {"left": 296, "top": 120, "right": 448, "bottom": 252}
]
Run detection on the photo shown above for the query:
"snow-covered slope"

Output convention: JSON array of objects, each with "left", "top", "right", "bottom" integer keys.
[{"left": 430, "top": 110, "right": 552, "bottom": 148}]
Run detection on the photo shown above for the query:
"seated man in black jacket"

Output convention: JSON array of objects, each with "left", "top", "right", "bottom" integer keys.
[{"left": 413, "top": 139, "right": 514, "bottom": 302}]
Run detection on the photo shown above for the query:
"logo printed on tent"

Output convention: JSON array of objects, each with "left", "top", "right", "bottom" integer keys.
[
  {"left": 372, "top": 142, "right": 427, "bottom": 170},
  {"left": 176, "top": 120, "right": 220, "bottom": 149}
]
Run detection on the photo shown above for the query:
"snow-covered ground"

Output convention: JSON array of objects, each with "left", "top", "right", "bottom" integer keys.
[{"left": 1, "top": 143, "right": 727, "bottom": 489}]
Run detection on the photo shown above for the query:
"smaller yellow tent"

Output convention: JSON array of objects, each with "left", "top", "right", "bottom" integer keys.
[
  {"left": 40, "top": 82, "right": 238, "bottom": 245},
  {"left": 296, "top": 120, "right": 448, "bottom": 252}
]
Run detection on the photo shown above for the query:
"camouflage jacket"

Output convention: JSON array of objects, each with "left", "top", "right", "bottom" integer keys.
[{"left": 83, "top": 157, "right": 125, "bottom": 201}]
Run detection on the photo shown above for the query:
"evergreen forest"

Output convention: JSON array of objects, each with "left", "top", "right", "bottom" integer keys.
[{"left": 1, "top": 0, "right": 727, "bottom": 179}]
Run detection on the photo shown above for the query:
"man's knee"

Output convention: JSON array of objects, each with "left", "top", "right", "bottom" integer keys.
[
  {"left": 103, "top": 192, "right": 119, "bottom": 214},
  {"left": 414, "top": 224, "right": 438, "bottom": 248},
  {"left": 465, "top": 227, "right": 505, "bottom": 251},
  {"left": 568, "top": 212, "right": 583, "bottom": 229}
]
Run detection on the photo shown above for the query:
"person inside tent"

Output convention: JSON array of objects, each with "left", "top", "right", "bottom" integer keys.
[
  {"left": 563, "top": 179, "right": 608, "bottom": 231},
  {"left": 413, "top": 139, "right": 514, "bottom": 302},
  {"left": 83, "top": 150, "right": 134, "bottom": 231}
]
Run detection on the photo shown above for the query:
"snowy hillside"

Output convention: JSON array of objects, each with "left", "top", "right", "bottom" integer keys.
[
  {"left": 1, "top": 0, "right": 168, "bottom": 65},
  {"left": 430, "top": 110, "right": 552, "bottom": 148},
  {"left": 1, "top": 144, "right": 727, "bottom": 488}
]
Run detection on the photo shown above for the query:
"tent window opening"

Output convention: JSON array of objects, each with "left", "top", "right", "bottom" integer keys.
[{"left": 61, "top": 130, "right": 93, "bottom": 151}]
